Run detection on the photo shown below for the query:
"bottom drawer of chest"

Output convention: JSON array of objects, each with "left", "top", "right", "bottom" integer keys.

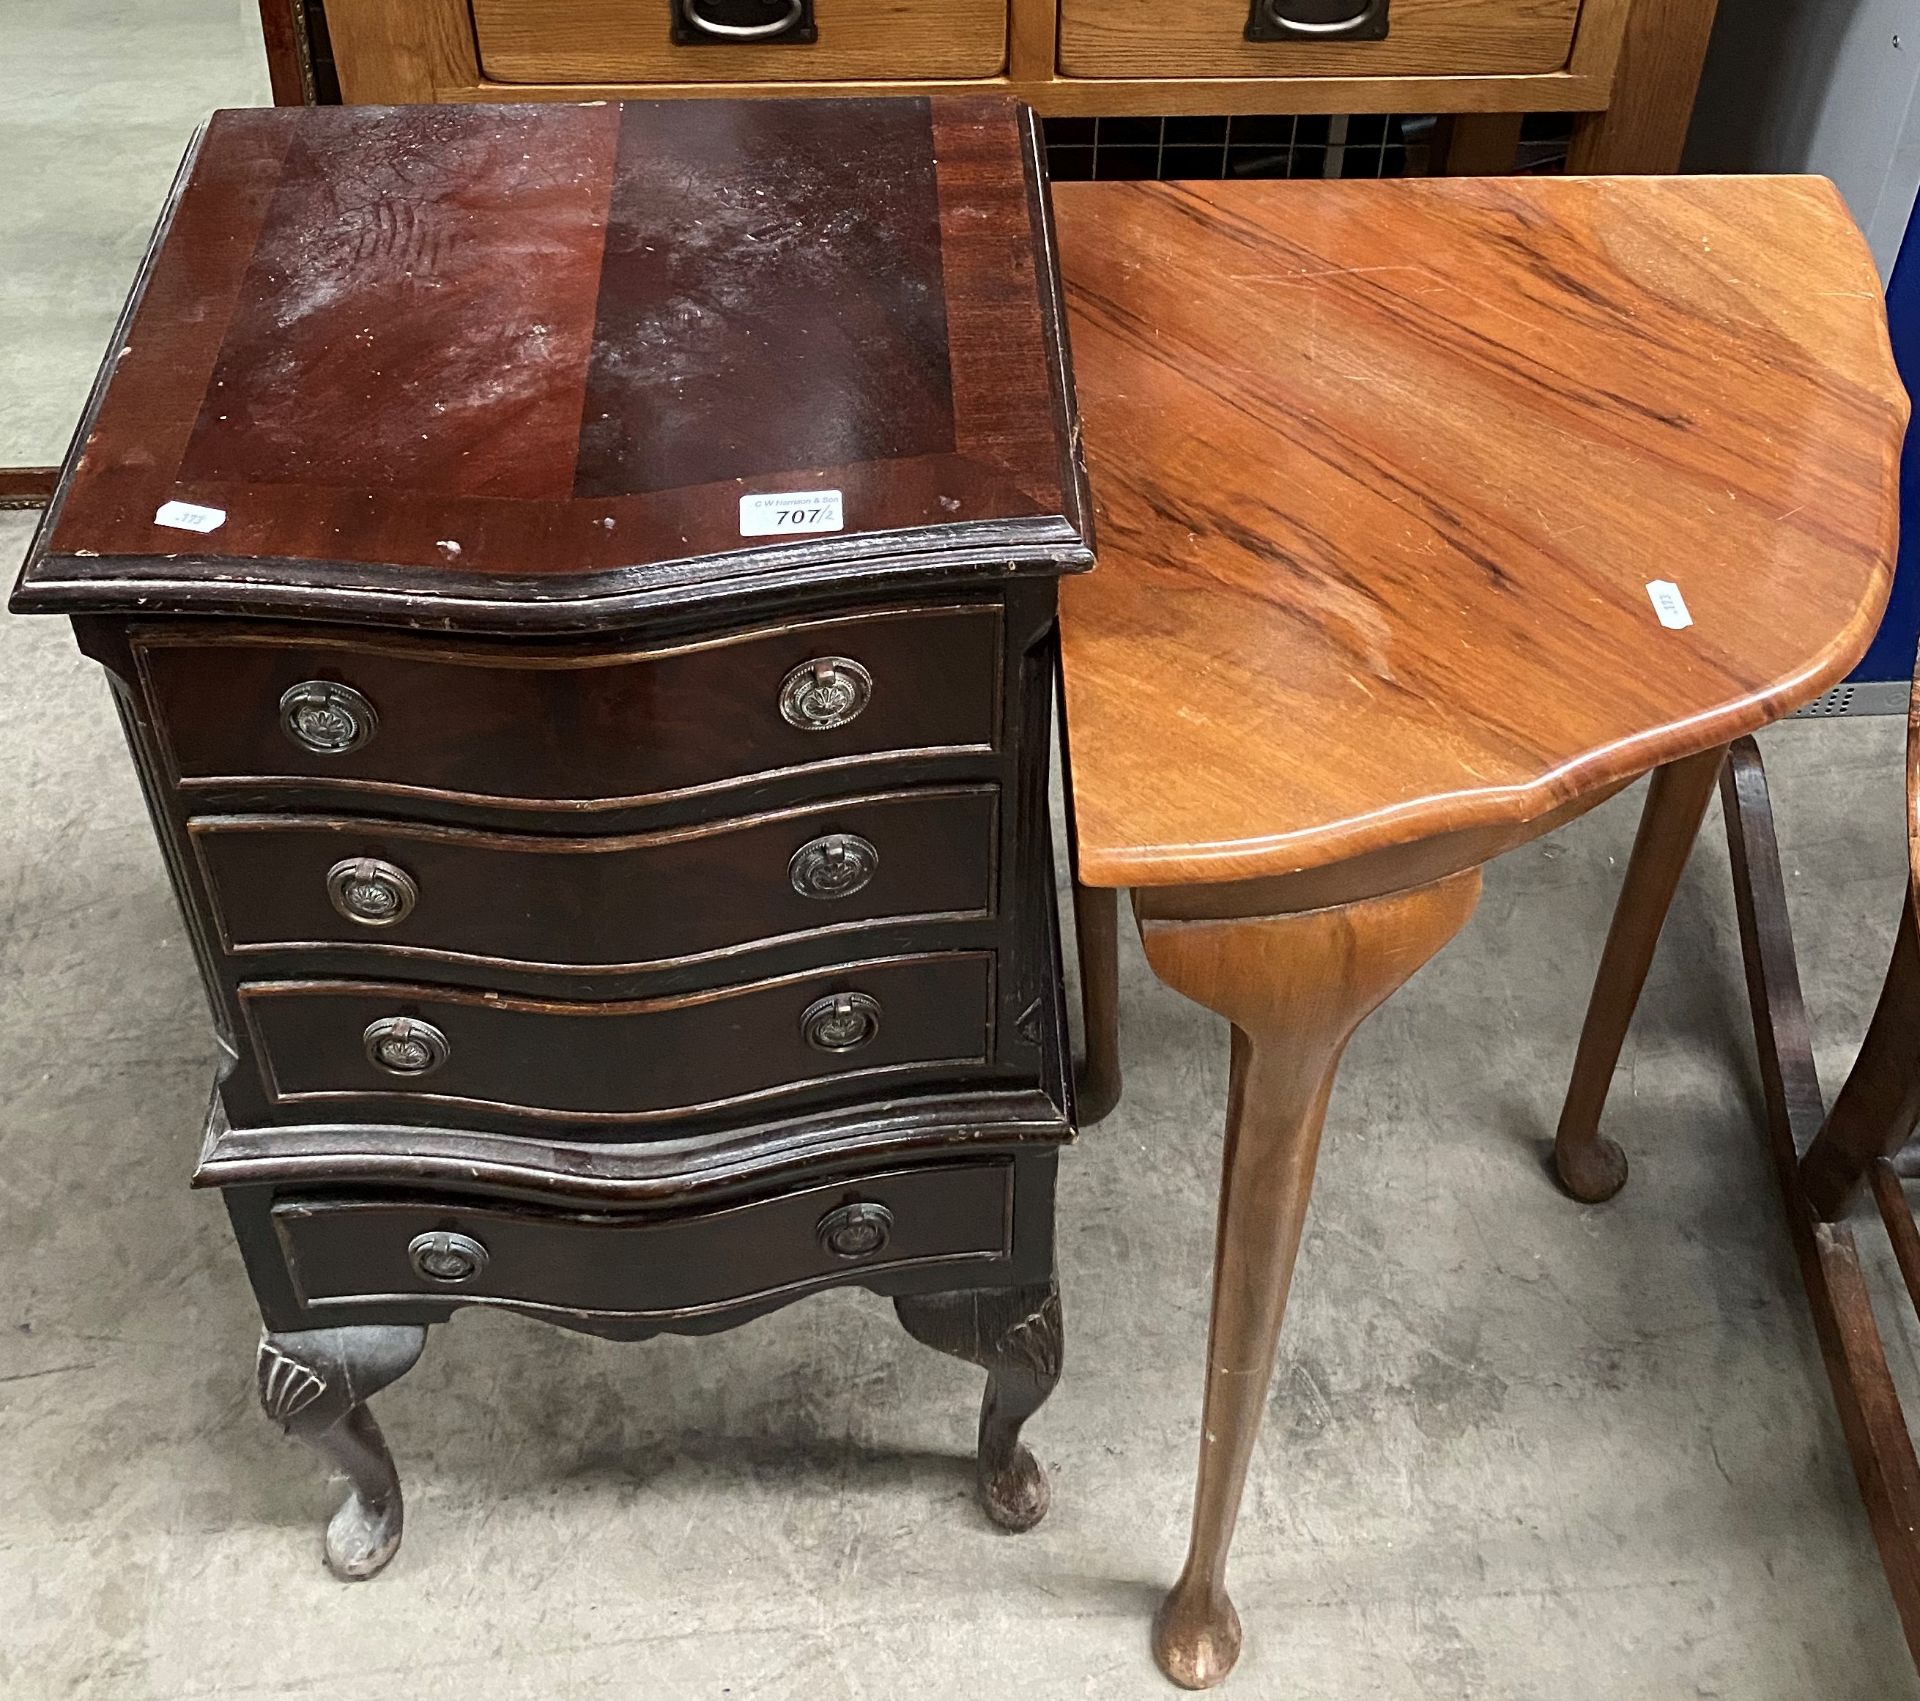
[
  {"left": 272, "top": 1162, "right": 1014, "bottom": 1319},
  {"left": 240, "top": 952, "right": 993, "bottom": 1124}
]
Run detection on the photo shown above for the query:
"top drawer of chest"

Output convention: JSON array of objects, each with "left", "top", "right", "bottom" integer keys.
[
  {"left": 1058, "top": 0, "right": 1581, "bottom": 80},
  {"left": 134, "top": 604, "right": 1001, "bottom": 813},
  {"left": 473, "top": 0, "right": 1009, "bottom": 84}
]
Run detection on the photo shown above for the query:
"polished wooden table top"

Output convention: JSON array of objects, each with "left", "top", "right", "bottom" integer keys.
[{"left": 1057, "top": 175, "right": 1907, "bottom": 891}]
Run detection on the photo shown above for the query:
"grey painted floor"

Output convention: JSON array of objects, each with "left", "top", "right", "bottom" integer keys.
[{"left": 5, "top": 3, "right": 1920, "bottom": 1697}]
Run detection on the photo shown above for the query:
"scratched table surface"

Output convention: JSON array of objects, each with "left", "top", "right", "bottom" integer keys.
[{"left": 13, "top": 97, "right": 1089, "bottom": 628}]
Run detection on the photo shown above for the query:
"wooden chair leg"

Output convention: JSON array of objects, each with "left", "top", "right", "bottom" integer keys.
[
  {"left": 1554, "top": 744, "right": 1729, "bottom": 1202},
  {"left": 1719, "top": 736, "right": 1920, "bottom": 1661},
  {"left": 1073, "top": 880, "right": 1124, "bottom": 1124},
  {"left": 1802, "top": 893, "right": 1920, "bottom": 1218},
  {"left": 1137, "top": 870, "right": 1481, "bottom": 1688}
]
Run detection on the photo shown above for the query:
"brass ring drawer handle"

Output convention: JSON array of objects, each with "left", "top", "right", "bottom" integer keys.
[
  {"left": 801, "top": 990, "right": 881, "bottom": 1053},
  {"left": 682, "top": 0, "right": 803, "bottom": 38},
  {"left": 408, "top": 1230, "right": 488, "bottom": 1285},
  {"left": 364, "top": 1016, "right": 450, "bottom": 1077},
  {"left": 327, "top": 857, "right": 418, "bottom": 927},
  {"left": 779, "top": 656, "right": 872, "bottom": 731},
  {"left": 816, "top": 1201, "right": 893, "bottom": 1261},
  {"left": 789, "top": 833, "right": 879, "bottom": 900},
  {"left": 279, "top": 680, "right": 377, "bottom": 755}
]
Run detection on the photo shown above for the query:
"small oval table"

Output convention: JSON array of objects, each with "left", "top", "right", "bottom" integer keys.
[{"left": 1054, "top": 173, "right": 1907, "bottom": 1688}]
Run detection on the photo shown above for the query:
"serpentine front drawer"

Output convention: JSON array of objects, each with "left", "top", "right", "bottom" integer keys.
[
  {"left": 240, "top": 952, "right": 995, "bottom": 1124},
  {"left": 272, "top": 1160, "right": 1017, "bottom": 1318},
  {"left": 134, "top": 604, "right": 1002, "bottom": 813},
  {"left": 472, "top": 0, "right": 1009, "bottom": 85},
  {"left": 1059, "top": 0, "right": 1581, "bottom": 80},
  {"left": 190, "top": 787, "right": 999, "bottom": 975}
]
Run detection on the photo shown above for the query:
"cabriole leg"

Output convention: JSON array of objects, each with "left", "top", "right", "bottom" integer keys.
[
  {"left": 1554, "top": 745, "right": 1729, "bottom": 1202},
  {"left": 1138, "top": 871, "right": 1481, "bottom": 1687},
  {"left": 257, "top": 1324, "right": 429, "bottom": 1580},
  {"left": 895, "top": 1280, "right": 1063, "bottom": 1533}
]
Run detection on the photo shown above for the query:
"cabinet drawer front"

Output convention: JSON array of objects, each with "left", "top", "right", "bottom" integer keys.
[
  {"left": 1059, "top": 0, "right": 1580, "bottom": 79},
  {"left": 474, "top": 0, "right": 1008, "bottom": 85},
  {"left": 274, "top": 1162, "right": 1014, "bottom": 1317},
  {"left": 243, "top": 954, "right": 993, "bottom": 1121},
  {"left": 194, "top": 788, "right": 997, "bottom": 973},
  {"left": 137, "top": 604, "right": 1000, "bottom": 812}
]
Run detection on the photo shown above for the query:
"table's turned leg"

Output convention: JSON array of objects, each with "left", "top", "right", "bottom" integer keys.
[
  {"left": 258, "top": 1325, "right": 428, "bottom": 1580},
  {"left": 1554, "top": 744, "right": 1729, "bottom": 1203},
  {"left": 895, "top": 1280, "right": 1063, "bottom": 1531},
  {"left": 1074, "top": 880, "right": 1124, "bottom": 1124},
  {"left": 1137, "top": 870, "right": 1481, "bottom": 1688}
]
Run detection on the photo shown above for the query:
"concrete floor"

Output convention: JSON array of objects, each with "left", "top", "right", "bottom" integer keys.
[
  {"left": 5, "top": 3, "right": 1920, "bottom": 1697},
  {"left": 0, "top": 0, "right": 269, "bottom": 469}
]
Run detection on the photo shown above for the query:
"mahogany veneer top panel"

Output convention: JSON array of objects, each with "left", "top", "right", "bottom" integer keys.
[
  {"left": 12, "top": 98, "right": 1089, "bottom": 630},
  {"left": 1056, "top": 176, "right": 1908, "bottom": 889}
]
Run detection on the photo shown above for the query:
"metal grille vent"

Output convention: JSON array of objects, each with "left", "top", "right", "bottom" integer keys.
[
  {"left": 1800, "top": 685, "right": 1858, "bottom": 718},
  {"left": 1040, "top": 112, "right": 1572, "bottom": 183},
  {"left": 1792, "top": 681, "right": 1911, "bottom": 719}
]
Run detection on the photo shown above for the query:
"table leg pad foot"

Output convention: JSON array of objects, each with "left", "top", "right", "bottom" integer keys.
[
  {"left": 1153, "top": 1583, "right": 1243, "bottom": 1689},
  {"left": 1556, "top": 1132, "right": 1630, "bottom": 1203}
]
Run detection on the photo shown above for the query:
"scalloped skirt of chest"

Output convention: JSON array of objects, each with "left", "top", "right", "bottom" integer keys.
[{"left": 134, "top": 603, "right": 1002, "bottom": 812}]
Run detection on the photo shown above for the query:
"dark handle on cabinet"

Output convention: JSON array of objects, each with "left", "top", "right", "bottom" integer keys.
[
  {"left": 816, "top": 1202, "right": 893, "bottom": 1261},
  {"left": 801, "top": 991, "right": 882, "bottom": 1053},
  {"left": 779, "top": 656, "right": 872, "bottom": 731},
  {"left": 1246, "top": 0, "right": 1389, "bottom": 41},
  {"left": 364, "top": 1016, "right": 450, "bottom": 1078},
  {"left": 280, "top": 680, "right": 378, "bottom": 755},
  {"left": 408, "top": 1230, "right": 489, "bottom": 1285},
  {"left": 789, "top": 834, "right": 879, "bottom": 900},
  {"left": 327, "top": 858, "right": 418, "bottom": 927},
  {"left": 674, "top": 0, "right": 814, "bottom": 44}
]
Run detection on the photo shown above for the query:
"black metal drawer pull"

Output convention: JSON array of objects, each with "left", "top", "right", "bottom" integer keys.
[
  {"left": 1246, "top": 0, "right": 1389, "bottom": 41},
  {"left": 674, "top": 0, "right": 815, "bottom": 44}
]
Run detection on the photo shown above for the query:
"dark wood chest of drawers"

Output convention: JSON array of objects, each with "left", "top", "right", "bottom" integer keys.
[{"left": 11, "top": 95, "right": 1091, "bottom": 1577}]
